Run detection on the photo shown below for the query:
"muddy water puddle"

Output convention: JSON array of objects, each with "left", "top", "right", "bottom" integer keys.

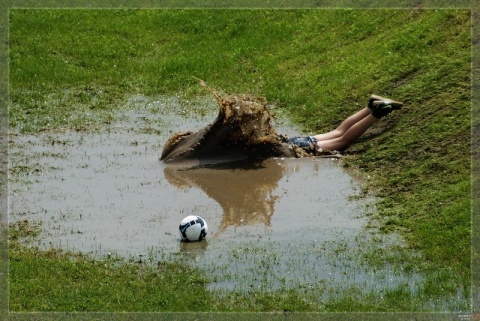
[{"left": 9, "top": 95, "right": 420, "bottom": 297}]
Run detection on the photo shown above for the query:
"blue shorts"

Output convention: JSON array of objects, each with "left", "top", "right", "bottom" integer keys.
[{"left": 288, "top": 136, "right": 317, "bottom": 151}]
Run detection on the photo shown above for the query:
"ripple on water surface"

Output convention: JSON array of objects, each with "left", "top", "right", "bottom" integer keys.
[{"left": 9, "top": 95, "right": 423, "bottom": 299}]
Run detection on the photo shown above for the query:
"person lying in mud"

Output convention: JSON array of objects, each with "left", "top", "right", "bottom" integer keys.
[
  {"left": 160, "top": 81, "right": 403, "bottom": 163},
  {"left": 287, "top": 95, "right": 403, "bottom": 155}
]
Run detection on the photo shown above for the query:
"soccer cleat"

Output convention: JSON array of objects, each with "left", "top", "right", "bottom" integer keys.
[{"left": 368, "top": 94, "right": 403, "bottom": 119}]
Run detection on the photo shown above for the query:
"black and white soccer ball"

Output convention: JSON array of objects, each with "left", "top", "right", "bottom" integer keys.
[{"left": 179, "top": 215, "right": 208, "bottom": 242}]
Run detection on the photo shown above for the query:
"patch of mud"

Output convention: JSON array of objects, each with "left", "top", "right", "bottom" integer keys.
[{"left": 9, "top": 95, "right": 424, "bottom": 302}]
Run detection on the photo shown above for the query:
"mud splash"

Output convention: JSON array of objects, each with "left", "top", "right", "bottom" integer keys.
[
  {"left": 9, "top": 94, "right": 423, "bottom": 300},
  {"left": 161, "top": 81, "right": 317, "bottom": 163}
]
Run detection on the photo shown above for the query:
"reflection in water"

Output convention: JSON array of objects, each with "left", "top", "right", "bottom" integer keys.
[
  {"left": 8, "top": 98, "right": 458, "bottom": 309},
  {"left": 179, "top": 238, "right": 209, "bottom": 257},
  {"left": 164, "top": 159, "right": 286, "bottom": 235}
]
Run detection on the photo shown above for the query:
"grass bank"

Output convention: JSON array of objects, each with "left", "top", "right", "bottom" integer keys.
[{"left": 8, "top": 9, "right": 471, "bottom": 312}]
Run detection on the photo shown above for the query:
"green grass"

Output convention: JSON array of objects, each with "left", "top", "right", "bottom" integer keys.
[
  {"left": 8, "top": 8, "right": 471, "bottom": 312},
  {"left": 9, "top": 245, "right": 212, "bottom": 311}
]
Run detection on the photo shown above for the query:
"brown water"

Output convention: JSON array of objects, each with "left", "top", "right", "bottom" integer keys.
[{"left": 9, "top": 95, "right": 422, "bottom": 297}]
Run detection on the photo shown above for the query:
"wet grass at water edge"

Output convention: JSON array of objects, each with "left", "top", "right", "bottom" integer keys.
[{"left": 7, "top": 8, "right": 471, "bottom": 312}]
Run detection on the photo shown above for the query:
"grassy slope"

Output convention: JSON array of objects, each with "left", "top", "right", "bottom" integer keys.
[{"left": 8, "top": 9, "right": 471, "bottom": 311}]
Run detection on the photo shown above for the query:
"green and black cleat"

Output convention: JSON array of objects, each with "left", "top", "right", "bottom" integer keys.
[{"left": 368, "top": 94, "right": 403, "bottom": 119}]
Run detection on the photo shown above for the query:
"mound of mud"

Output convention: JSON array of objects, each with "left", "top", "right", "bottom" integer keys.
[{"left": 160, "top": 80, "right": 313, "bottom": 163}]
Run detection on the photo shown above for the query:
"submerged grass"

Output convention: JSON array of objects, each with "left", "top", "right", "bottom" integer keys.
[{"left": 8, "top": 8, "right": 471, "bottom": 312}]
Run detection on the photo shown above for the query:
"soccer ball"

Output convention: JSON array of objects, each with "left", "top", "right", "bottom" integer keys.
[{"left": 179, "top": 215, "right": 208, "bottom": 242}]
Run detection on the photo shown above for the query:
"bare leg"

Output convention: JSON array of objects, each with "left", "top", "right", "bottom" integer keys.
[
  {"left": 312, "top": 108, "right": 372, "bottom": 141},
  {"left": 315, "top": 114, "right": 378, "bottom": 151},
  {"left": 306, "top": 95, "right": 402, "bottom": 151}
]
